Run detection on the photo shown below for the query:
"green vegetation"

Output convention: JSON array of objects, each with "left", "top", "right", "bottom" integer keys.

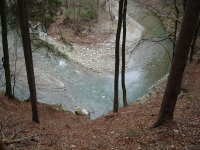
[
  {"left": 59, "top": 36, "right": 73, "bottom": 51},
  {"left": 5, "top": 0, "right": 62, "bottom": 31},
  {"left": 65, "top": 0, "right": 97, "bottom": 23},
  {"left": 31, "top": 35, "right": 69, "bottom": 60},
  {"left": 28, "top": 0, "right": 62, "bottom": 29},
  {"left": 65, "top": 9, "right": 74, "bottom": 16},
  {"left": 188, "top": 95, "right": 194, "bottom": 99},
  {"left": 80, "top": 0, "right": 97, "bottom": 21}
]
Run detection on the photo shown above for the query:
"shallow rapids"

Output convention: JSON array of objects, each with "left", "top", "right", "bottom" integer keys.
[{"left": 0, "top": 0, "right": 172, "bottom": 120}]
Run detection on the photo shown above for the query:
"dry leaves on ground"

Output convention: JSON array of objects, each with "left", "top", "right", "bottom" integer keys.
[{"left": 0, "top": 53, "right": 200, "bottom": 149}]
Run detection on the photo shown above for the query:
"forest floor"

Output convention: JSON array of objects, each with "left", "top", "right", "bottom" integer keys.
[
  {"left": 0, "top": 41, "right": 200, "bottom": 149},
  {"left": 1, "top": 0, "right": 200, "bottom": 149}
]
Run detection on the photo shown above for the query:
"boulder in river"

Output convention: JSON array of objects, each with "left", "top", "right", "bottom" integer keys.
[{"left": 75, "top": 109, "right": 89, "bottom": 116}]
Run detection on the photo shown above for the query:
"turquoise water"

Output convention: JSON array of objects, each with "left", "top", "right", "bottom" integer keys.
[{"left": 0, "top": 0, "right": 173, "bottom": 119}]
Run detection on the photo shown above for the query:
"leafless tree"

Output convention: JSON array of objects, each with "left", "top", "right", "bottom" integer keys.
[
  {"left": 17, "top": 0, "right": 40, "bottom": 123},
  {"left": 152, "top": 0, "right": 200, "bottom": 128},
  {"left": 121, "top": 0, "right": 128, "bottom": 107},
  {"left": 113, "top": 0, "right": 124, "bottom": 113},
  {"left": 0, "top": 0, "right": 13, "bottom": 98}
]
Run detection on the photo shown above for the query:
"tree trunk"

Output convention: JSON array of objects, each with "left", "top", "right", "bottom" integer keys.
[
  {"left": 17, "top": 0, "right": 40, "bottom": 123},
  {"left": 152, "top": 0, "right": 200, "bottom": 128},
  {"left": 66, "top": 0, "right": 68, "bottom": 8},
  {"left": 189, "top": 16, "right": 200, "bottom": 62},
  {"left": 0, "top": 139, "right": 8, "bottom": 150},
  {"left": 113, "top": 0, "right": 123, "bottom": 113},
  {"left": 97, "top": 0, "right": 99, "bottom": 23},
  {"left": 0, "top": 0, "right": 13, "bottom": 98},
  {"left": 172, "top": 0, "right": 179, "bottom": 59},
  {"left": 183, "top": 0, "right": 187, "bottom": 12},
  {"left": 122, "top": 0, "right": 128, "bottom": 107}
]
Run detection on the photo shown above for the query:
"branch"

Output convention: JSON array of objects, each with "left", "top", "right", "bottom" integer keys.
[
  {"left": 0, "top": 115, "right": 9, "bottom": 139},
  {"left": 10, "top": 129, "right": 24, "bottom": 140},
  {"left": 2, "top": 134, "right": 39, "bottom": 144},
  {"left": 0, "top": 126, "right": 6, "bottom": 139}
]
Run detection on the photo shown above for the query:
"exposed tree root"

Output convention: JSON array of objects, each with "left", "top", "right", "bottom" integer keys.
[{"left": 0, "top": 139, "right": 8, "bottom": 150}]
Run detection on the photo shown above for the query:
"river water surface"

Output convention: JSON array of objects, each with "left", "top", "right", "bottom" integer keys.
[{"left": 0, "top": 0, "right": 172, "bottom": 120}]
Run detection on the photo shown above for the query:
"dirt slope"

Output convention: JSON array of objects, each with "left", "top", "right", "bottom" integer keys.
[{"left": 1, "top": 49, "right": 200, "bottom": 149}]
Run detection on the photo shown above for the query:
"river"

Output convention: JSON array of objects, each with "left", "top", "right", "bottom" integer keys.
[{"left": 0, "top": 0, "right": 172, "bottom": 120}]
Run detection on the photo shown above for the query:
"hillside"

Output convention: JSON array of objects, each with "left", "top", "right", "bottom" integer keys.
[
  {"left": 1, "top": 0, "right": 200, "bottom": 149},
  {"left": 1, "top": 45, "right": 200, "bottom": 149}
]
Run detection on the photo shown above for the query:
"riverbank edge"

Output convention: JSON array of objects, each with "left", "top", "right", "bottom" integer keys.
[
  {"left": 131, "top": 74, "right": 168, "bottom": 105},
  {"left": 0, "top": 0, "right": 172, "bottom": 118},
  {"left": 129, "top": 1, "right": 178, "bottom": 105},
  {"left": 36, "top": 0, "right": 171, "bottom": 115},
  {"left": 138, "top": 0, "right": 183, "bottom": 41}
]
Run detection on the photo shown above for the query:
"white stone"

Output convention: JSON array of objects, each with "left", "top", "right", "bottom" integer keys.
[{"left": 82, "top": 109, "right": 89, "bottom": 115}]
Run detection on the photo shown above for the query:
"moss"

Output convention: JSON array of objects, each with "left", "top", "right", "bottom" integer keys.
[
  {"left": 188, "top": 95, "right": 194, "bottom": 99},
  {"left": 5, "top": 140, "right": 17, "bottom": 144}
]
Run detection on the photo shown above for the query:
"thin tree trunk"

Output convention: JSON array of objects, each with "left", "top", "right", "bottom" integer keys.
[
  {"left": 113, "top": 0, "right": 123, "bottom": 113},
  {"left": 0, "top": 0, "right": 13, "bottom": 98},
  {"left": 17, "top": 0, "right": 40, "bottom": 123},
  {"left": 183, "top": 0, "right": 187, "bottom": 12},
  {"left": 152, "top": 0, "right": 200, "bottom": 128},
  {"left": 189, "top": 16, "right": 200, "bottom": 62},
  {"left": 172, "top": 0, "right": 179, "bottom": 59},
  {"left": 0, "top": 139, "right": 8, "bottom": 150},
  {"left": 66, "top": 0, "right": 68, "bottom": 8},
  {"left": 122, "top": 0, "right": 128, "bottom": 107},
  {"left": 97, "top": 0, "right": 99, "bottom": 23},
  {"left": 73, "top": 1, "right": 75, "bottom": 18}
]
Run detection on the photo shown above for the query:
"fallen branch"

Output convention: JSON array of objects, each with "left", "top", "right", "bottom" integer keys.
[
  {"left": 2, "top": 134, "right": 39, "bottom": 144},
  {"left": 0, "top": 115, "right": 9, "bottom": 139},
  {"left": 10, "top": 129, "right": 24, "bottom": 140}
]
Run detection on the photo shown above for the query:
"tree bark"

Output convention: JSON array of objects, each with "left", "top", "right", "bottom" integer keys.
[
  {"left": 0, "top": 0, "right": 13, "bottom": 98},
  {"left": 0, "top": 139, "right": 8, "bottom": 150},
  {"left": 17, "top": 0, "right": 40, "bottom": 123},
  {"left": 122, "top": 0, "right": 128, "bottom": 107},
  {"left": 113, "top": 0, "right": 123, "bottom": 113},
  {"left": 183, "top": 0, "right": 187, "bottom": 12},
  {"left": 0, "top": 138, "right": 8, "bottom": 150},
  {"left": 152, "top": 0, "right": 200, "bottom": 128}
]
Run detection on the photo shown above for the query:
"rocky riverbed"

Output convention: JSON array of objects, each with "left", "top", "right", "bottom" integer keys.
[{"left": 39, "top": 0, "right": 144, "bottom": 75}]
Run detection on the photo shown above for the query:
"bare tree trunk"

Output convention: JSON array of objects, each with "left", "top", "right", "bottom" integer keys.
[
  {"left": 0, "top": 139, "right": 8, "bottom": 150},
  {"left": 113, "top": 0, "right": 123, "bottom": 113},
  {"left": 17, "top": 0, "right": 40, "bottom": 123},
  {"left": 97, "top": 0, "right": 99, "bottom": 23},
  {"left": 152, "top": 0, "right": 200, "bottom": 128},
  {"left": 183, "top": 0, "right": 187, "bottom": 12},
  {"left": 172, "top": 0, "right": 179, "bottom": 59},
  {"left": 66, "top": 0, "right": 68, "bottom": 8},
  {"left": 73, "top": 0, "right": 75, "bottom": 18},
  {"left": 122, "top": 0, "right": 128, "bottom": 107},
  {"left": 0, "top": 0, "right": 13, "bottom": 98}
]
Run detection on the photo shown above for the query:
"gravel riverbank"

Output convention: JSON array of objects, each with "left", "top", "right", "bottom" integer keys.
[{"left": 39, "top": 0, "right": 144, "bottom": 75}]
